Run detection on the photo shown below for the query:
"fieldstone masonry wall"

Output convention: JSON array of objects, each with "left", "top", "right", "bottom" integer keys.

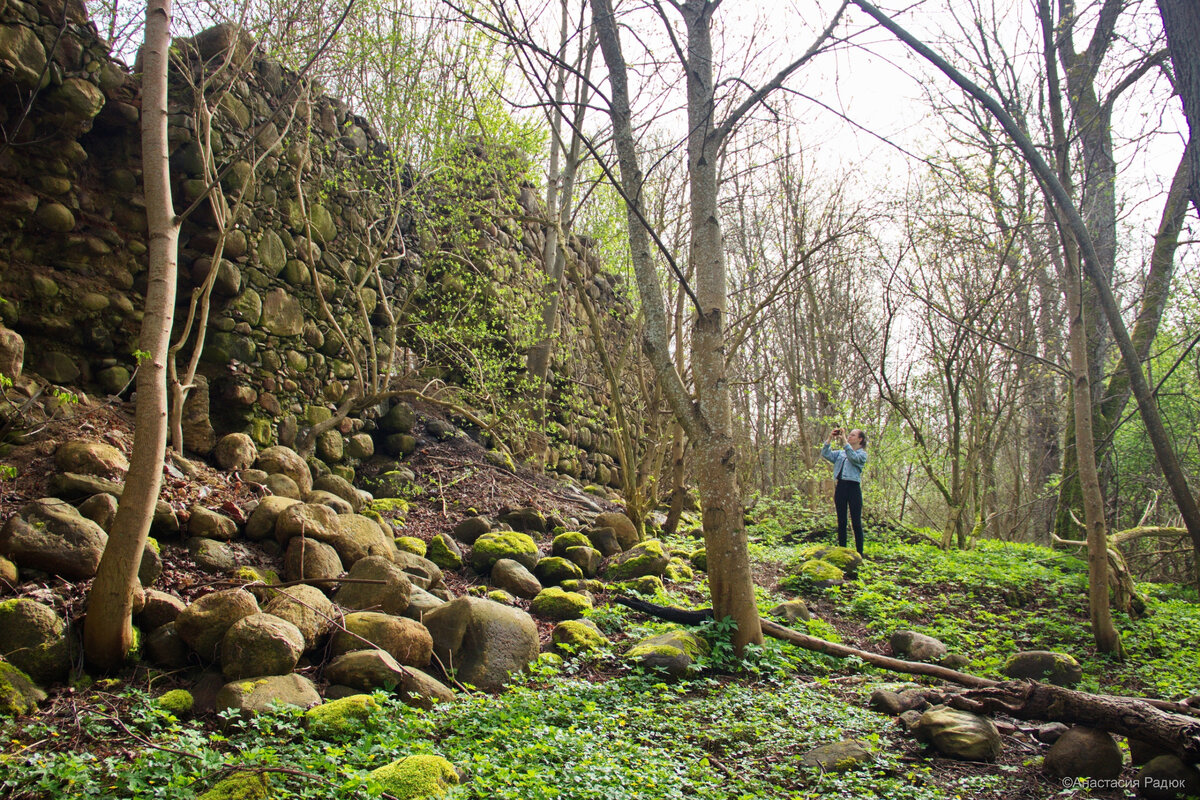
[{"left": 0, "top": 0, "right": 636, "bottom": 486}]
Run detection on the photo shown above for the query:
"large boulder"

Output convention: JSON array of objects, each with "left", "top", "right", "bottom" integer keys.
[
  {"left": 213, "top": 433, "right": 258, "bottom": 471},
  {"left": 333, "top": 514, "right": 396, "bottom": 563},
  {"left": 534, "top": 556, "right": 584, "bottom": 586},
  {"left": 625, "top": 629, "right": 708, "bottom": 680},
  {"left": 0, "top": 599, "right": 73, "bottom": 684},
  {"left": 312, "top": 474, "right": 365, "bottom": 513},
  {"left": 402, "top": 586, "right": 447, "bottom": 622},
  {"left": 245, "top": 496, "right": 300, "bottom": 540},
  {"left": 604, "top": 539, "right": 669, "bottom": 581},
  {"left": 215, "top": 674, "right": 321, "bottom": 715},
  {"left": 137, "top": 589, "right": 187, "bottom": 631},
  {"left": 392, "top": 550, "right": 445, "bottom": 591},
  {"left": 220, "top": 613, "right": 305, "bottom": 680},
  {"left": 586, "top": 526, "right": 622, "bottom": 558},
  {"left": 490, "top": 558, "right": 542, "bottom": 600},
  {"left": 498, "top": 506, "right": 546, "bottom": 533},
  {"left": 0, "top": 498, "right": 108, "bottom": 580},
  {"left": 304, "top": 694, "right": 380, "bottom": 740},
  {"left": 0, "top": 324, "right": 24, "bottom": 379},
  {"left": 263, "top": 585, "right": 335, "bottom": 648},
  {"left": 809, "top": 545, "right": 863, "bottom": 576},
  {"left": 255, "top": 445, "right": 313, "bottom": 495},
  {"left": 334, "top": 556, "right": 413, "bottom": 616},
  {"left": 469, "top": 531, "right": 539, "bottom": 573},
  {"left": 282, "top": 536, "right": 343, "bottom": 585},
  {"left": 422, "top": 597, "right": 539, "bottom": 691},
  {"left": 0, "top": 661, "right": 47, "bottom": 715},
  {"left": 1136, "top": 756, "right": 1200, "bottom": 800},
  {"left": 451, "top": 516, "right": 490, "bottom": 545},
  {"left": 551, "top": 531, "right": 591, "bottom": 557},
  {"left": 594, "top": 512, "right": 639, "bottom": 550},
  {"left": 276, "top": 506, "right": 389, "bottom": 566},
  {"left": 1043, "top": 726, "right": 1123, "bottom": 779},
  {"left": 564, "top": 546, "right": 602, "bottom": 578},
  {"left": 914, "top": 707, "right": 1002, "bottom": 761},
  {"left": 529, "top": 587, "right": 592, "bottom": 620},
  {"left": 324, "top": 651, "right": 454, "bottom": 708},
  {"left": 890, "top": 630, "right": 948, "bottom": 663},
  {"left": 54, "top": 441, "right": 129, "bottom": 477},
  {"left": 330, "top": 611, "right": 433, "bottom": 666},
  {"left": 799, "top": 740, "right": 872, "bottom": 773},
  {"left": 1003, "top": 651, "right": 1083, "bottom": 687},
  {"left": 175, "top": 589, "right": 259, "bottom": 661},
  {"left": 426, "top": 533, "right": 463, "bottom": 571},
  {"left": 189, "top": 506, "right": 238, "bottom": 540},
  {"left": 551, "top": 619, "right": 609, "bottom": 654},
  {"left": 144, "top": 623, "right": 192, "bottom": 669}
]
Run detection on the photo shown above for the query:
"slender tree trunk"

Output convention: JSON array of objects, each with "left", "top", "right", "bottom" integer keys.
[
  {"left": 681, "top": 0, "right": 761, "bottom": 651},
  {"left": 590, "top": 0, "right": 761, "bottom": 650},
  {"left": 84, "top": 0, "right": 180, "bottom": 670},
  {"left": 1064, "top": 239, "right": 1123, "bottom": 655}
]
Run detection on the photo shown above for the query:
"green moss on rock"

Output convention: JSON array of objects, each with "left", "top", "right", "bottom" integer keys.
[
  {"left": 551, "top": 531, "right": 590, "bottom": 557},
  {"left": 305, "top": 694, "right": 380, "bottom": 740},
  {"left": 426, "top": 534, "right": 462, "bottom": 570},
  {"left": 469, "top": 531, "right": 539, "bottom": 573},
  {"left": 799, "top": 558, "right": 844, "bottom": 585},
  {"left": 154, "top": 689, "right": 194, "bottom": 715},
  {"left": 690, "top": 549, "right": 707, "bottom": 572},
  {"left": 396, "top": 536, "right": 427, "bottom": 557},
  {"left": 0, "top": 661, "right": 47, "bottom": 715},
  {"left": 551, "top": 619, "right": 609, "bottom": 654},
  {"left": 664, "top": 557, "right": 694, "bottom": 583},
  {"left": 534, "top": 556, "right": 584, "bottom": 585},
  {"left": 197, "top": 771, "right": 272, "bottom": 800},
  {"left": 604, "top": 539, "right": 669, "bottom": 581},
  {"left": 529, "top": 587, "right": 592, "bottom": 620},
  {"left": 368, "top": 754, "right": 459, "bottom": 798}
]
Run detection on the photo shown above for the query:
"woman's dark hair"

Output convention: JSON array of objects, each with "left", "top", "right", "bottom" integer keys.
[{"left": 853, "top": 428, "right": 868, "bottom": 449}]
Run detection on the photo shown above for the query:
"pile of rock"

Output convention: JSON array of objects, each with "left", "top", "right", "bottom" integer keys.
[{"left": 0, "top": 432, "right": 719, "bottom": 715}]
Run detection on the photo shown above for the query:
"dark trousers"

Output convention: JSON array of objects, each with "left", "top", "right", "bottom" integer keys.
[{"left": 835, "top": 479, "right": 864, "bottom": 555}]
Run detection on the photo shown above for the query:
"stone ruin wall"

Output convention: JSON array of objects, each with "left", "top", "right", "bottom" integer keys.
[{"left": 0, "top": 0, "right": 636, "bottom": 487}]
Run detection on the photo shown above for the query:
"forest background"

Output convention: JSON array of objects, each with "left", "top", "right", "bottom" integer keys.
[{"left": 85, "top": 0, "right": 1198, "bottom": 583}]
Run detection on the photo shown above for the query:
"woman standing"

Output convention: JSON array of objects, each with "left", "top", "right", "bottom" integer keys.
[{"left": 821, "top": 428, "right": 869, "bottom": 556}]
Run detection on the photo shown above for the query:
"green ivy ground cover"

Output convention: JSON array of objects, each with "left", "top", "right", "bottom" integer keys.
[{"left": 3, "top": 522, "right": 1197, "bottom": 799}]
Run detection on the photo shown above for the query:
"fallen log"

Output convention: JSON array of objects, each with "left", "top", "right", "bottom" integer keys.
[
  {"left": 615, "top": 595, "right": 994, "bottom": 688},
  {"left": 942, "top": 682, "right": 1200, "bottom": 762},
  {"left": 614, "top": 595, "right": 1200, "bottom": 721}
]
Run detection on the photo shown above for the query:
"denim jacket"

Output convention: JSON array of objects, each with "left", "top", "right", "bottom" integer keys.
[{"left": 821, "top": 442, "right": 868, "bottom": 482}]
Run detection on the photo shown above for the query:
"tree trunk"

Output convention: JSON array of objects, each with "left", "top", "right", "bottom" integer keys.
[
  {"left": 84, "top": 0, "right": 180, "bottom": 670},
  {"left": 590, "top": 0, "right": 762, "bottom": 651},
  {"left": 1157, "top": 0, "right": 1200, "bottom": 215},
  {"left": 681, "top": 0, "right": 761, "bottom": 651}
]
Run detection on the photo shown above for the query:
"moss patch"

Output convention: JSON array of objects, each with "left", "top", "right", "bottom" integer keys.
[
  {"left": 469, "top": 531, "right": 539, "bottom": 572},
  {"left": 529, "top": 587, "right": 592, "bottom": 620},
  {"left": 368, "top": 754, "right": 459, "bottom": 798},
  {"left": 196, "top": 771, "right": 272, "bottom": 800},
  {"left": 154, "top": 689, "right": 193, "bottom": 715},
  {"left": 396, "top": 536, "right": 427, "bottom": 557},
  {"left": 304, "top": 694, "right": 380, "bottom": 740},
  {"left": 0, "top": 661, "right": 47, "bottom": 715}
]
